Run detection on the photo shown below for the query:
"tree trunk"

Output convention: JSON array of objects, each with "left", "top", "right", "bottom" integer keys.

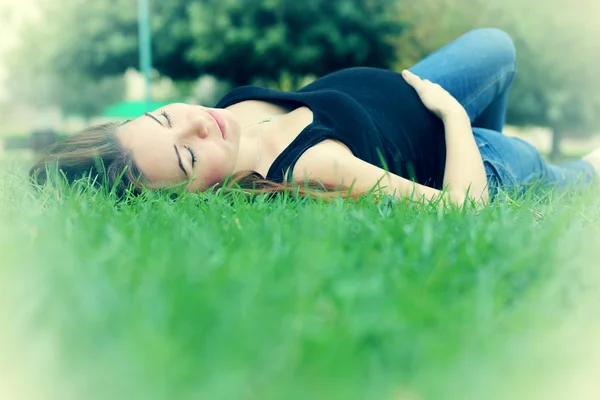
[{"left": 550, "top": 128, "right": 562, "bottom": 162}]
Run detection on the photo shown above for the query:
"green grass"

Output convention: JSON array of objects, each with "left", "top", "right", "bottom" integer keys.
[{"left": 2, "top": 158, "right": 600, "bottom": 400}]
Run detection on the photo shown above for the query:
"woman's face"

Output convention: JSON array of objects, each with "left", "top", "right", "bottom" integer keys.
[{"left": 118, "top": 103, "right": 242, "bottom": 191}]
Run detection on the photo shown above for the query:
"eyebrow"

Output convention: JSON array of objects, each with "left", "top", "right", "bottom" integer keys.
[{"left": 143, "top": 113, "right": 189, "bottom": 177}]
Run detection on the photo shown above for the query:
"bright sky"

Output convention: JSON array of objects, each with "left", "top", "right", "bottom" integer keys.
[{"left": 1, "top": 0, "right": 43, "bottom": 53}]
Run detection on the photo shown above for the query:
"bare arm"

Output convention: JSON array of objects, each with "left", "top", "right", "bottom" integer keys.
[
  {"left": 440, "top": 105, "right": 489, "bottom": 203},
  {"left": 294, "top": 140, "right": 479, "bottom": 206}
]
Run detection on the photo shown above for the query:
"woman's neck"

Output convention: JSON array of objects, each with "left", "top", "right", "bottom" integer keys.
[{"left": 227, "top": 102, "right": 315, "bottom": 177}]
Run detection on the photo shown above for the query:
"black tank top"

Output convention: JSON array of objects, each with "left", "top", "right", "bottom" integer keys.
[{"left": 215, "top": 67, "right": 447, "bottom": 188}]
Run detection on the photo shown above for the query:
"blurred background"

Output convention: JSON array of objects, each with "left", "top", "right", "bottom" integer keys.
[{"left": 1, "top": 0, "right": 599, "bottom": 161}]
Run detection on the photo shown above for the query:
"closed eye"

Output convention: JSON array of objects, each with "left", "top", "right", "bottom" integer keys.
[
  {"left": 184, "top": 145, "right": 196, "bottom": 168},
  {"left": 160, "top": 110, "right": 172, "bottom": 127}
]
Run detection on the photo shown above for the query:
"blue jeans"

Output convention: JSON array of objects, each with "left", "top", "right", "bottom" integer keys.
[{"left": 408, "top": 28, "right": 596, "bottom": 199}]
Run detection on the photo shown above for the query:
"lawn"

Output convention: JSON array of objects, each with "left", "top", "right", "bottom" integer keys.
[{"left": 1, "top": 156, "right": 600, "bottom": 400}]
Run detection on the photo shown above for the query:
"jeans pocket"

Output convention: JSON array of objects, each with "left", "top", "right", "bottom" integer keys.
[{"left": 482, "top": 158, "right": 519, "bottom": 200}]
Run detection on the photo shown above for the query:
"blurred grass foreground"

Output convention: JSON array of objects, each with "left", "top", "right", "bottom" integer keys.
[{"left": 2, "top": 164, "right": 600, "bottom": 400}]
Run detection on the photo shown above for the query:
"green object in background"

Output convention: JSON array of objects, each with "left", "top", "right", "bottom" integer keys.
[
  {"left": 101, "top": 100, "right": 182, "bottom": 118},
  {"left": 138, "top": 0, "right": 153, "bottom": 112}
]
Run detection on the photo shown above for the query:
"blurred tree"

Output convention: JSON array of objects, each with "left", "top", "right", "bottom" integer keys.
[
  {"left": 9, "top": 0, "right": 405, "bottom": 87},
  {"left": 394, "top": 0, "right": 489, "bottom": 69},
  {"left": 4, "top": 0, "right": 127, "bottom": 119},
  {"left": 186, "top": 0, "right": 405, "bottom": 86},
  {"left": 5, "top": 23, "right": 125, "bottom": 120},
  {"left": 499, "top": 0, "right": 600, "bottom": 159},
  {"left": 5, "top": 68, "right": 124, "bottom": 120},
  {"left": 6, "top": 0, "right": 196, "bottom": 84},
  {"left": 56, "top": 75, "right": 125, "bottom": 120}
]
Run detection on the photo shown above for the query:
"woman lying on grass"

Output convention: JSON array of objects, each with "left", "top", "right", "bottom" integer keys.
[{"left": 30, "top": 28, "right": 600, "bottom": 206}]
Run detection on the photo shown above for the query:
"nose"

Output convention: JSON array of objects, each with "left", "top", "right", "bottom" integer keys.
[{"left": 178, "top": 113, "right": 210, "bottom": 140}]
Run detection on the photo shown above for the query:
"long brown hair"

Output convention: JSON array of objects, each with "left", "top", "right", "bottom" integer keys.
[{"left": 30, "top": 122, "right": 362, "bottom": 200}]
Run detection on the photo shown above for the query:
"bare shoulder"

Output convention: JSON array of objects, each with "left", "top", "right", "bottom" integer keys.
[{"left": 290, "top": 139, "right": 354, "bottom": 184}]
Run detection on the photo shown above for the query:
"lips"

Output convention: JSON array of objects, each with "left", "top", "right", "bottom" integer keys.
[{"left": 207, "top": 109, "right": 226, "bottom": 139}]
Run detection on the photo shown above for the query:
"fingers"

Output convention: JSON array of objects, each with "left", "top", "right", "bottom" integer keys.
[
  {"left": 402, "top": 70, "right": 444, "bottom": 92},
  {"left": 402, "top": 69, "right": 430, "bottom": 97},
  {"left": 402, "top": 70, "right": 431, "bottom": 90},
  {"left": 401, "top": 69, "right": 421, "bottom": 87},
  {"left": 402, "top": 70, "right": 438, "bottom": 86}
]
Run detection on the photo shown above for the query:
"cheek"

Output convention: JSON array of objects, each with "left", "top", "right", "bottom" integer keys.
[{"left": 197, "top": 147, "right": 236, "bottom": 183}]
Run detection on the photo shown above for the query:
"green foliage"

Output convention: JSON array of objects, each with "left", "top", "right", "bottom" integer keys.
[
  {"left": 47, "top": 0, "right": 197, "bottom": 80},
  {"left": 5, "top": 68, "right": 125, "bottom": 119},
  {"left": 186, "top": 0, "right": 404, "bottom": 85},
  {"left": 496, "top": 0, "right": 600, "bottom": 159},
  {"left": 2, "top": 162, "right": 600, "bottom": 399},
  {"left": 9, "top": 0, "right": 404, "bottom": 85},
  {"left": 4, "top": 0, "right": 128, "bottom": 117},
  {"left": 59, "top": 75, "right": 125, "bottom": 119}
]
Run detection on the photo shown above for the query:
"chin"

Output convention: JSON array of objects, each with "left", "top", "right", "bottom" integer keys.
[
  {"left": 202, "top": 173, "right": 229, "bottom": 190},
  {"left": 223, "top": 109, "right": 240, "bottom": 127},
  {"left": 185, "top": 180, "right": 212, "bottom": 193}
]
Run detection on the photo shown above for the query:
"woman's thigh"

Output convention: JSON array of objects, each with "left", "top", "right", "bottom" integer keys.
[
  {"left": 409, "top": 28, "right": 517, "bottom": 127},
  {"left": 473, "top": 128, "right": 542, "bottom": 186}
]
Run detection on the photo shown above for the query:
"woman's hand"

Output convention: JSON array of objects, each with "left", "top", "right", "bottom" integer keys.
[{"left": 402, "top": 69, "right": 464, "bottom": 119}]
